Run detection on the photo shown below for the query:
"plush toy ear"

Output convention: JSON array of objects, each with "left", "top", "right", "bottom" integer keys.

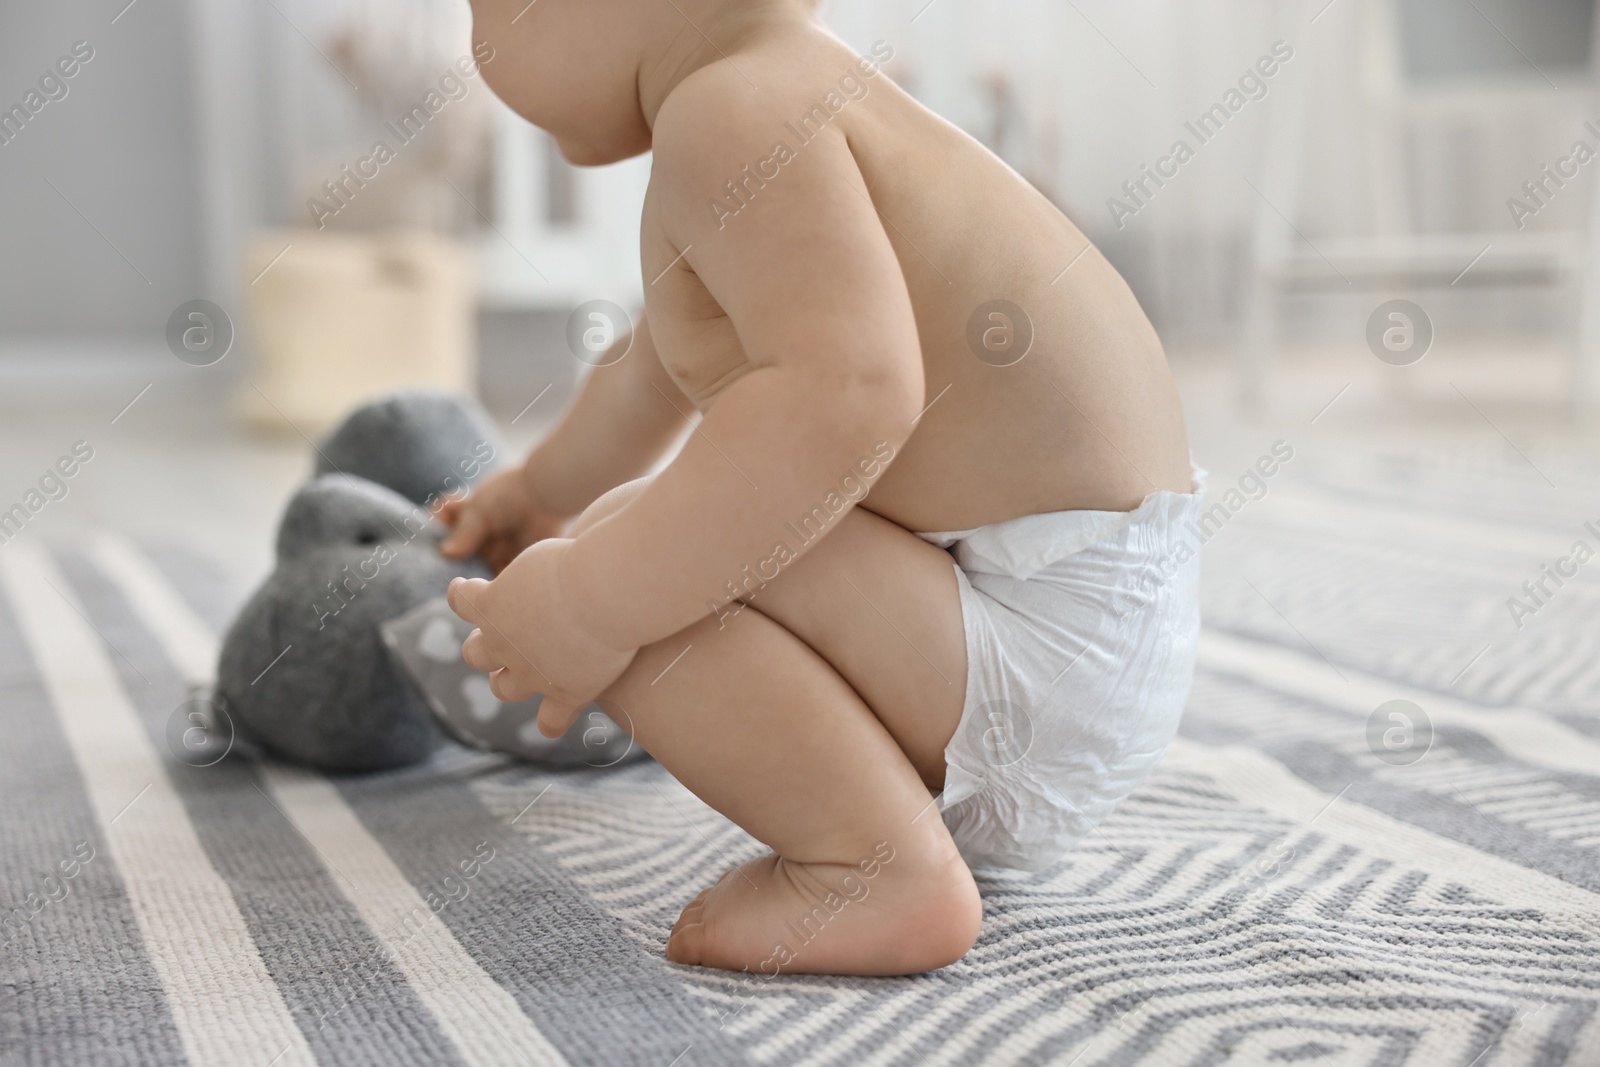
[
  {"left": 315, "top": 391, "right": 503, "bottom": 506},
  {"left": 274, "top": 474, "right": 437, "bottom": 562}
]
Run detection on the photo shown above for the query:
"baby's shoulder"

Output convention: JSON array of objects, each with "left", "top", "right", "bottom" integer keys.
[
  {"left": 651, "top": 48, "right": 853, "bottom": 169},
  {"left": 652, "top": 66, "right": 758, "bottom": 160}
]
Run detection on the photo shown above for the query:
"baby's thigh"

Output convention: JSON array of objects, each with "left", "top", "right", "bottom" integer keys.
[{"left": 739, "top": 508, "right": 967, "bottom": 791}]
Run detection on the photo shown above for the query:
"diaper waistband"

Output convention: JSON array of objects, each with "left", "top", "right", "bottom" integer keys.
[{"left": 915, "top": 467, "right": 1208, "bottom": 580}]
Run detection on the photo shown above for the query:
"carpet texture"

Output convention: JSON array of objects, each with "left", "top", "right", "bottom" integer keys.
[{"left": 2, "top": 446, "right": 1598, "bottom": 1066}]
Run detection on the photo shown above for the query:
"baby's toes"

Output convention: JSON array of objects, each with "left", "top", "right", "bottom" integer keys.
[
  {"left": 673, "top": 887, "right": 711, "bottom": 930},
  {"left": 666, "top": 887, "right": 712, "bottom": 965}
]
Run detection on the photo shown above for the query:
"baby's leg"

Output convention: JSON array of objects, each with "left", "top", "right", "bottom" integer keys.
[
  {"left": 573, "top": 486, "right": 979, "bottom": 975},
  {"left": 727, "top": 504, "right": 972, "bottom": 792}
]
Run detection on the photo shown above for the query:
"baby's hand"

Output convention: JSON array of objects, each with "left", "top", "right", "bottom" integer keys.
[
  {"left": 437, "top": 466, "right": 570, "bottom": 573},
  {"left": 447, "top": 540, "right": 637, "bottom": 738}
]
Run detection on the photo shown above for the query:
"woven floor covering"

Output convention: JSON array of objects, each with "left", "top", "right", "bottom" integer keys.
[{"left": 2, "top": 445, "right": 1598, "bottom": 1066}]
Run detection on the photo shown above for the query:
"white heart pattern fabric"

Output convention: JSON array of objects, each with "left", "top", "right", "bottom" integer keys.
[
  {"left": 460, "top": 675, "right": 502, "bottom": 723},
  {"left": 418, "top": 617, "right": 461, "bottom": 662},
  {"left": 379, "top": 595, "right": 644, "bottom": 768}
]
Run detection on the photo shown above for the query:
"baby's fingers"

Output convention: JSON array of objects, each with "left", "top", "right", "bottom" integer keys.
[
  {"left": 434, "top": 493, "right": 465, "bottom": 524},
  {"left": 489, "top": 667, "right": 540, "bottom": 705},
  {"left": 461, "top": 628, "right": 498, "bottom": 673},
  {"left": 447, "top": 577, "right": 492, "bottom": 625},
  {"left": 439, "top": 506, "right": 486, "bottom": 559},
  {"left": 536, "top": 696, "right": 582, "bottom": 739}
]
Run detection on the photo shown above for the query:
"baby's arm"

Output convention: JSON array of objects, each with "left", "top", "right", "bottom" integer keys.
[
  {"left": 439, "top": 315, "right": 691, "bottom": 568},
  {"left": 560, "top": 70, "right": 925, "bottom": 652},
  {"left": 523, "top": 315, "right": 691, "bottom": 517}
]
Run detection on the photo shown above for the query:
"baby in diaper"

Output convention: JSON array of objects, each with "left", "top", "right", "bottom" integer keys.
[
  {"left": 439, "top": 0, "right": 1199, "bottom": 978},
  {"left": 924, "top": 476, "right": 1203, "bottom": 872}
]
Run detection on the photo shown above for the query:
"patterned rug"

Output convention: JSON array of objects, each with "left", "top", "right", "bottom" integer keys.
[{"left": 2, "top": 444, "right": 1598, "bottom": 1066}]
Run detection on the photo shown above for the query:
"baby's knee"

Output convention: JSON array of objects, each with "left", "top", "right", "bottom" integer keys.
[{"left": 568, "top": 475, "right": 655, "bottom": 537}]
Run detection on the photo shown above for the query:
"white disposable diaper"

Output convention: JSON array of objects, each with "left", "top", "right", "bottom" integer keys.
[{"left": 916, "top": 472, "right": 1205, "bottom": 871}]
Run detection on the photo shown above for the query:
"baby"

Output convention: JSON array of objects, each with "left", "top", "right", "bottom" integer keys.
[{"left": 442, "top": 0, "right": 1201, "bottom": 977}]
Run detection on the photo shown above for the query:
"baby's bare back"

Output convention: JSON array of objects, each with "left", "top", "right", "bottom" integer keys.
[{"left": 643, "top": 28, "right": 1192, "bottom": 533}]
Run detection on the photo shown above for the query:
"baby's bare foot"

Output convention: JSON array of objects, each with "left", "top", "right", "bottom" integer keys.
[{"left": 665, "top": 844, "right": 981, "bottom": 976}]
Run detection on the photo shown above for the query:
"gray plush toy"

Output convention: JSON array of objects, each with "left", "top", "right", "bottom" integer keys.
[
  {"left": 313, "top": 392, "right": 500, "bottom": 509},
  {"left": 214, "top": 392, "right": 641, "bottom": 773}
]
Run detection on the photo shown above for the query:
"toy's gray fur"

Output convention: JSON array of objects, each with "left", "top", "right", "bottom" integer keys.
[
  {"left": 314, "top": 391, "right": 501, "bottom": 506},
  {"left": 216, "top": 393, "right": 500, "bottom": 772},
  {"left": 217, "top": 475, "right": 491, "bottom": 771}
]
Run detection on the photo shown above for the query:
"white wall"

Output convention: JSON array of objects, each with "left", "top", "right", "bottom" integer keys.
[{"left": 0, "top": 2, "right": 206, "bottom": 338}]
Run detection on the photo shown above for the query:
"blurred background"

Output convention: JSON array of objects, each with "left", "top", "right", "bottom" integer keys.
[{"left": 2, "top": 0, "right": 1597, "bottom": 582}]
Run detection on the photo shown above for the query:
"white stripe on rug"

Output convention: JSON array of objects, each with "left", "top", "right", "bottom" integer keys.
[
  {"left": 0, "top": 543, "right": 317, "bottom": 1067},
  {"left": 1198, "top": 630, "right": 1600, "bottom": 778},
  {"left": 1161, "top": 737, "right": 1600, "bottom": 916},
  {"left": 89, "top": 535, "right": 219, "bottom": 685},
  {"left": 87, "top": 534, "right": 571, "bottom": 1067}
]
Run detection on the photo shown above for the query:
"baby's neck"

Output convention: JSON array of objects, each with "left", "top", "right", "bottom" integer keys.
[{"left": 636, "top": 0, "right": 820, "bottom": 132}]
